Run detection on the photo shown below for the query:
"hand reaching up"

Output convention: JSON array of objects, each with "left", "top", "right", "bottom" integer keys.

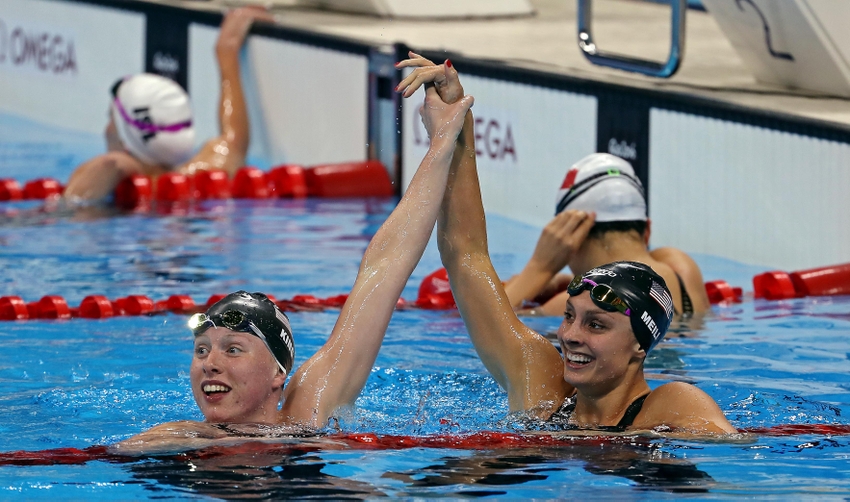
[
  {"left": 216, "top": 7, "right": 275, "bottom": 55},
  {"left": 396, "top": 52, "right": 464, "bottom": 104},
  {"left": 419, "top": 79, "right": 474, "bottom": 151}
]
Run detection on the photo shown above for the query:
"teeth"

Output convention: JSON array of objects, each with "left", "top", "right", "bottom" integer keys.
[
  {"left": 567, "top": 352, "right": 592, "bottom": 364},
  {"left": 203, "top": 384, "right": 230, "bottom": 393}
]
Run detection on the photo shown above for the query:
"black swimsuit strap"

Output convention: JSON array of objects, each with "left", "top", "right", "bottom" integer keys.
[
  {"left": 549, "top": 393, "right": 649, "bottom": 431},
  {"left": 675, "top": 273, "right": 694, "bottom": 315},
  {"left": 615, "top": 394, "right": 648, "bottom": 429}
]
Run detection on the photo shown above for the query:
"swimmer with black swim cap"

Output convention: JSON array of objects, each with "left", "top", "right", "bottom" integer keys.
[
  {"left": 113, "top": 62, "right": 475, "bottom": 454},
  {"left": 186, "top": 292, "right": 295, "bottom": 424},
  {"left": 396, "top": 54, "right": 734, "bottom": 434}
]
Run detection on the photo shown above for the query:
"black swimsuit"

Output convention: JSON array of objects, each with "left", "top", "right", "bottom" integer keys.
[
  {"left": 547, "top": 394, "right": 649, "bottom": 432},
  {"left": 675, "top": 273, "right": 694, "bottom": 315}
]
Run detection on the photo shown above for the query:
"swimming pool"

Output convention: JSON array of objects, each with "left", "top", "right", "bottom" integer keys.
[{"left": 0, "top": 196, "right": 848, "bottom": 498}]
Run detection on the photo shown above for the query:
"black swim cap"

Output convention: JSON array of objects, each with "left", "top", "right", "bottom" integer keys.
[
  {"left": 576, "top": 262, "right": 674, "bottom": 353},
  {"left": 204, "top": 291, "right": 295, "bottom": 375}
]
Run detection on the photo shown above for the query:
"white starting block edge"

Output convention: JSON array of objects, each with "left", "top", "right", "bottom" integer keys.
[{"left": 293, "top": 0, "right": 535, "bottom": 18}]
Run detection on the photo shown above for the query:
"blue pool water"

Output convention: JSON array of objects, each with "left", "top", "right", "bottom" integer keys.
[
  {"left": 0, "top": 197, "right": 848, "bottom": 499},
  {"left": 1, "top": 108, "right": 849, "bottom": 498}
]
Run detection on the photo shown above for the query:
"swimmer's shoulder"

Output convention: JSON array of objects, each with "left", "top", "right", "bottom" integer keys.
[
  {"left": 649, "top": 247, "right": 703, "bottom": 282},
  {"left": 631, "top": 382, "right": 737, "bottom": 434},
  {"left": 649, "top": 247, "right": 710, "bottom": 312}
]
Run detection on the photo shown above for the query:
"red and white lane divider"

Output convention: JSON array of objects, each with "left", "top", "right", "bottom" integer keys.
[{"left": 0, "top": 161, "right": 395, "bottom": 207}]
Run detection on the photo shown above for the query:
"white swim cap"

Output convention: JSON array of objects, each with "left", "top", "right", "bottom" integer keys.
[
  {"left": 110, "top": 73, "right": 195, "bottom": 168},
  {"left": 555, "top": 153, "right": 647, "bottom": 222}
]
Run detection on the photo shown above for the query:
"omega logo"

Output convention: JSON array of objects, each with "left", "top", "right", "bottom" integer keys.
[
  {"left": 413, "top": 111, "right": 517, "bottom": 163},
  {"left": 0, "top": 19, "right": 77, "bottom": 75}
]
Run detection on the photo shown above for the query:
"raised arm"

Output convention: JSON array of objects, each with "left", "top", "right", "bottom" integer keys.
[
  {"left": 180, "top": 7, "right": 271, "bottom": 176},
  {"left": 280, "top": 81, "right": 474, "bottom": 427},
  {"left": 397, "top": 55, "right": 571, "bottom": 415}
]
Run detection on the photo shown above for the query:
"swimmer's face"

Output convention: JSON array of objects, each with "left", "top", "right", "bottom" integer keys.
[
  {"left": 557, "top": 292, "right": 644, "bottom": 391},
  {"left": 104, "top": 116, "right": 123, "bottom": 153},
  {"left": 190, "top": 327, "right": 286, "bottom": 424}
]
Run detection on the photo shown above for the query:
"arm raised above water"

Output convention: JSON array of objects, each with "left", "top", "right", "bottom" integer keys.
[
  {"left": 397, "top": 56, "right": 572, "bottom": 415},
  {"left": 180, "top": 7, "right": 272, "bottom": 177},
  {"left": 280, "top": 82, "right": 475, "bottom": 428}
]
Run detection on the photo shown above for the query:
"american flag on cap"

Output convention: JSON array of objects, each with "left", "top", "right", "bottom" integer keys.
[{"left": 650, "top": 280, "right": 674, "bottom": 319}]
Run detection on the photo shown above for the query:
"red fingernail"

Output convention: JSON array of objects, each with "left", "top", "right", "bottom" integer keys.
[{"left": 445, "top": 59, "right": 453, "bottom": 68}]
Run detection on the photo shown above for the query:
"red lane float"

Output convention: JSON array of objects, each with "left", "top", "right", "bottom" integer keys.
[
  {"left": 705, "top": 280, "right": 743, "bottom": 304},
  {"left": 305, "top": 160, "right": 394, "bottom": 197},
  {"left": 79, "top": 295, "right": 114, "bottom": 319},
  {"left": 0, "top": 179, "right": 23, "bottom": 201},
  {"left": 194, "top": 169, "right": 231, "bottom": 200},
  {"left": 416, "top": 268, "right": 456, "bottom": 309},
  {"left": 156, "top": 173, "right": 191, "bottom": 202},
  {"left": 0, "top": 296, "right": 28, "bottom": 320},
  {"left": 753, "top": 262, "right": 850, "bottom": 300},
  {"left": 23, "top": 178, "right": 63, "bottom": 200},
  {"left": 268, "top": 164, "right": 308, "bottom": 198},
  {"left": 232, "top": 167, "right": 270, "bottom": 199},
  {"left": 114, "top": 175, "right": 152, "bottom": 210}
]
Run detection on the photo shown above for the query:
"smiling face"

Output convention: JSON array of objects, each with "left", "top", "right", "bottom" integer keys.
[
  {"left": 557, "top": 292, "right": 645, "bottom": 396},
  {"left": 190, "top": 327, "right": 286, "bottom": 424}
]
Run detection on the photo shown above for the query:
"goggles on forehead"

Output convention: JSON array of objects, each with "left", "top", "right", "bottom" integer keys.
[
  {"left": 188, "top": 309, "right": 287, "bottom": 375},
  {"left": 189, "top": 310, "right": 258, "bottom": 337},
  {"left": 567, "top": 276, "right": 632, "bottom": 317}
]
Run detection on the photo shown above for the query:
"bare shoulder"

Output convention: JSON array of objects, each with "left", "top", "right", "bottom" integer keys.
[
  {"left": 634, "top": 382, "right": 736, "bottom": 434},
  {"left": 650, "top": 247, "right": 710, "bottom": 312},
  {"left": 650, "top": 247, "right": 704, "bottom": 284}
]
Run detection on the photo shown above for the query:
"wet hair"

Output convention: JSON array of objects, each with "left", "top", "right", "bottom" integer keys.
[{"left": 588, "top": 220, "right": 647, "bottom": 240}]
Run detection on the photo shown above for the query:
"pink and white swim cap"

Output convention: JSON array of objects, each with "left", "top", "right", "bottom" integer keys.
[
  {"left": 555, "top": 153, "right": 647, "bottom": 222},
  {"left": 110, "top": 73, "right": 195, "bottom": 168}
]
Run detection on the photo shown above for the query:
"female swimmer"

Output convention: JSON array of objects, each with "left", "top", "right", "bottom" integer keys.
[
  {"left": 64, "top": 8, "right": 269, "bottom": 201},
  {"left": 396, "top": 53, "right": 734, "bottom": 434},
  {"left": 112, "top": 71, "right": 474, "bottom": 454}
]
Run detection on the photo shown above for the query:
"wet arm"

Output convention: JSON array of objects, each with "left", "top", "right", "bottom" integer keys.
[
  {"left": 180, "top": 8, "right": 268, "bottom": 176},
  {"left": 437, "top": 111, "right": 569, "bottom": 414},
  {"left": 63, "top": 152, "right": 148, "bottom": 201},
  {"left": 282, "top": 89, "right": 474, "bottom": 427}
]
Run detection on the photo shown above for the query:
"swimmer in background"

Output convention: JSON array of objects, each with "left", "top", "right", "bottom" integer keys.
[
  {"left": 503, "top": 153, "right": 711, "bottom": 316},
  {"left": 63, "top": 7, "right": 269, "bottom": 202},
  {"left": 396, "top": 53, "right": 734, "bottom": 435},
  {"left": 113, "top": 75, "right": 475, "bottom": 454}
]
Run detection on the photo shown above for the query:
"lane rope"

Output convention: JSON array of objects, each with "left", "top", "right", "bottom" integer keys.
[{"left": 1, "top": 424, "right": 848, "bottom": 466}]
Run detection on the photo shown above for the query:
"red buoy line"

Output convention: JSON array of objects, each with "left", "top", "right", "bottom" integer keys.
[
  {"left": 4, "top": 262, "right": 848, "bottom": 321},
  {"left": 0, "top": 270, "right": 460, "bottom": 321},
  {"left": 0, "top": 161, "right": 395, "bottom": 209},
  {"left": 0, "top": 424, "right": 847, "bottom": 467},
  {"left": 0, "top": 291, "right": 444, "bottom": 321}
]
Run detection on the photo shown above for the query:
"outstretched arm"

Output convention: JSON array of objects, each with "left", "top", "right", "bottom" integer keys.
[
  {"left": 280, "top": 80, "right": 475, "bottom": 427},
  {"left": 180, "top": 7, "right": 271, "bottom": 176},
  {"left": 398, "top": 55, "right": 571, "bottom": 415}
]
